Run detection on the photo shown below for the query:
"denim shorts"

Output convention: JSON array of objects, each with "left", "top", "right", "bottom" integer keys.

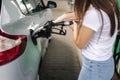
[{"left": 78, "top": 55, "right": 114, "bottom": 80}]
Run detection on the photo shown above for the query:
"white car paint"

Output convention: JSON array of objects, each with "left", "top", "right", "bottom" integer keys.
[{"left": 0, "top": 0, "right": 53, "bottom": 80}]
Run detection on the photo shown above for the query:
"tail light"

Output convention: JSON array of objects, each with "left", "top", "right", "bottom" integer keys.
[{"left": 0, "top": 30, "right": 27, "bottom": 65}]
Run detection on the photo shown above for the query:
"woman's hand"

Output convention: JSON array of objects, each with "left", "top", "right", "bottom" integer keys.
[
  {"left": 54, "top": 14, "right": 67, "bottom": 23},
  {"left": 72, "top": 21, "right": 78, "bottom": 40},
  {"left": 70, "top": 21, "right": 77, "bottom": 31},
  {"left": 54, "top": 12, "right": 76, "bottom": 23}
]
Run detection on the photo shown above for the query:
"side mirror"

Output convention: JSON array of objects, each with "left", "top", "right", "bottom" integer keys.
[{"left": 47, "top": 1, "right": 57, "bottom": 8}]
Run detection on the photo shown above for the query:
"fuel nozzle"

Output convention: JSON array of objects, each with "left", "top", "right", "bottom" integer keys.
[{"left": 53, "top": 21, "right": 73, "bottom": 26}]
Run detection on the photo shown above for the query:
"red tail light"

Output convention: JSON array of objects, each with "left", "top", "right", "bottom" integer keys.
[{"left": 0, "top": 30, "right": 27, "bottom": 65}]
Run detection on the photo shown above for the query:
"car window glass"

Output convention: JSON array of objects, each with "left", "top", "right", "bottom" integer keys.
[{"left": 15, "top": 0, "right": 45, "bottom": 15}]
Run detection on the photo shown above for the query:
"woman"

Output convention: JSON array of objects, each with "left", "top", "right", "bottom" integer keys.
[{"left": 54, "top": 0, "right": 120, "bottom": 80}]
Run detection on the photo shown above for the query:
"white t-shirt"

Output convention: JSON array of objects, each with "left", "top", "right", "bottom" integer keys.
[{"left": 82, "top": 7, "right": 118, "bottom": 61}]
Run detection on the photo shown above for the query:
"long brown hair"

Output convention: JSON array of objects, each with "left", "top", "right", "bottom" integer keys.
[{"left": 74, "top": 0, "right": 120, "bottom": 36}]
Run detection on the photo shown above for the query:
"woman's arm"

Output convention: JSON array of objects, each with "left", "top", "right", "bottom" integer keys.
[
  {"left": 54, "top": 12, "right": 95, "bottom": 49},
  {"left": 72, "top": 22, "right": 95, "bottom": 49},
  {"left": 54, "top": 12, "right": 76, "bottom": 22}
]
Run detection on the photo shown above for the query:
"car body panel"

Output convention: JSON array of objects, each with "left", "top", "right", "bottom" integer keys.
[
  {"left": 0, "top": 36, "right": 40, "bottom": 80},
  {"left": 0, "top": 0, "right": 53, "bottom": 80},
  {"left": 2, "top": 9, "right": 52, "bottom": 35}
]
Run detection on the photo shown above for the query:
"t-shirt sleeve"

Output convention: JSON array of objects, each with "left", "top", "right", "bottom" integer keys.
[{"left": 82, "top": 8, "right": 102, "bottom": 32}]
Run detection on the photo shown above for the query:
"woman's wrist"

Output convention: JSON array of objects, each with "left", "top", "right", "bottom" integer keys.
[
  {"left": 54, "top": 13, "right": 68, "bottom": 22},
  {"left": 54, "top": 12, "right": 76, "bottom": 23},
  {"left": 65, "top": 12, "right": 76, "bottom": 21}
]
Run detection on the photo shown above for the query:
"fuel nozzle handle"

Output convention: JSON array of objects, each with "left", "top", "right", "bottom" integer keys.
[{"left": 53, "top": 21, "right": 73, "bottom": 26}]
